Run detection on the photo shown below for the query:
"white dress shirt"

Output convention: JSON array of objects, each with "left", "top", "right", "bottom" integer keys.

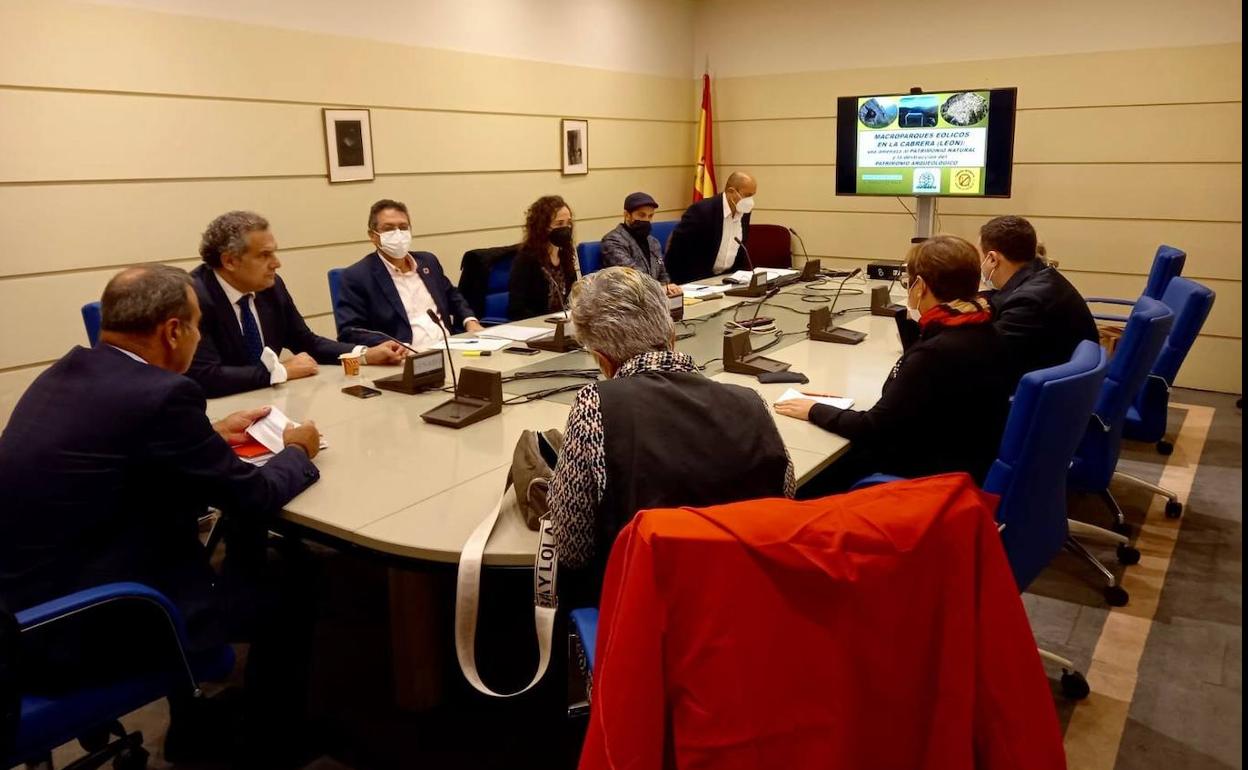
[
  {"left": 212, "top": 270, "right": 289, "bottom": 385},
  {"left": 713, "top": 193, "right": 745, "bottom": 274},
  {"left": 377, "top": 252, "right": 451, "bottom": 351}
]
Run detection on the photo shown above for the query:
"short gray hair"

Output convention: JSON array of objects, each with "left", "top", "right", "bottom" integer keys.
[
  {"left": 570, "top": 267, "right": 673, "bottom": 365},
  {"left": 100, "top": 265, "right": 194, "bottom": 334},
  {"left": 199, "top": 210, "right": 269, "bottom": 267}
]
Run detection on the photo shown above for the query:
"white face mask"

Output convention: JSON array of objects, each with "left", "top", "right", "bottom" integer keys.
[
  {"left": 378, "top": 229, "right": 412, "bottom": 259},
  {"left": 980, "top": 256, "right": 997, "bottom": 290},
  {"left": 906, "top": 305, "right": 922, "bottom": 322},
  {"left": 734, "top": 194, "right": 755, "bottom": 215}
]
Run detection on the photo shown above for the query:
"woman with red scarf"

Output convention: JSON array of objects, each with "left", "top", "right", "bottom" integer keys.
[{"left": 776, "top": 235, "right": 1012, "bottom": 494}]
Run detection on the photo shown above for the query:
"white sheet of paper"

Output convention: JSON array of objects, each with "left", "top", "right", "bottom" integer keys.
[
  {"left": 245, "top": 406, "right": 328, "bottom": 455},
  {"left": 729, "top": 268, "right": 799, "bottom": 284},
  {"left": 445, "top": 337, "right": 512, "bottom": 352},
  {"left": 476, "top": 324, "right": 556, "bottom": 342},
  {"left": 682, "top": 283, "right": 729, "bottom": 299},
  {"left": 775, "top": 388, "right": 854, "bottom": 410}
]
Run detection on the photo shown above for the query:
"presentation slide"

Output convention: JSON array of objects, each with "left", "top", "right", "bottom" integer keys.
[{"left": 854, "top": 91, "right": 990, "bottom": 196}]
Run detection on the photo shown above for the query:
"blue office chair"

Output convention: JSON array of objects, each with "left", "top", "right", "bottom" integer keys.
[
  {"left": 1068, "top": 296, "right": 1175, "bottom": 561},
  {"left": 2, "top": 583, "right": 234, "bottom": 770},
  {"left": 1086, "top": 245, "right": 1185, "bottom": 323},
  {"left": 327, "top": 268, "right": 344, "bottom": 310},
  {"left": 482, "top": 252, "right": 515, "bottom": 325},
  {"left": 1122, "top": 277, "right": 1216, "bottom": 456},
  {"left": 82, "top": 302, "right": 103, "bottom": 347},
  {"left": 576, "top": 242, "right": 603, "bottom": 276},
  {"left": 650, "top": 220, "right": 678, "bottom": 254}
]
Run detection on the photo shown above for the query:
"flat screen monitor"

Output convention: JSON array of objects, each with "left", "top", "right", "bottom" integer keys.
[{"left": 835, "top": 88, "right": 1017, "bottom": 197}]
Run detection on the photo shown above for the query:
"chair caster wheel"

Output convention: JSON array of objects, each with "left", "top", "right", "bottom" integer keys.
[
  {"left": 1060, "top": 670, "right": 1090, "bottom": 700},
  {"left": 1116, "top": 544, "right": 1141, "bottom": 565},
  {"left": 113, "top": 745, "right": 149, "bottom": 770},
  {"left": 1156, "top": 440, "right": 1174, "bottom": 456},
  {"left": 1165, "top": 500, "right": 1183, "bottom": 518},
  {"left": 1104, "top": 586, "right": 1129, "bottom": 607},
  {"left": 1112, "top": 520, "right": 1131, "bottom": 536}
]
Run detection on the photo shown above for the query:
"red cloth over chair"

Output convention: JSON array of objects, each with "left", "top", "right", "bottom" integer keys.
[
  {"left": 579, "top": 474, "right": 1066, "bottom": 770},
  {"left": 742, "top": 223, "right": 792, "bottom": 269}
]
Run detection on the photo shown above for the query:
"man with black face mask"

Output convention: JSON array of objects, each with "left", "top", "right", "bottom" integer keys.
[{"left": 600, "top": 192, "right": 681, "bottom": 297}]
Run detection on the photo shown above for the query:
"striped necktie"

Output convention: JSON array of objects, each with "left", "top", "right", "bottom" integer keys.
[{"left": 237, "top": 294, "right": 264, "bottom": 363}]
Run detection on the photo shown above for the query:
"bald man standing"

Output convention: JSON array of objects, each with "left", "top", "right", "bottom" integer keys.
[{"left": 663, "top": 171, "right": 757, "bottom": 284}]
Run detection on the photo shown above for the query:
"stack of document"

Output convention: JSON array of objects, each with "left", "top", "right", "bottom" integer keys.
[
  {"left": 728, "top": 268, "right": 799, "bottom": 285},
  {"left": 476, "top": 324, "right": 558, "bottom": 343},
  {"left": 232, "top": 405, "right": 327, "bottom": 466},
  {"left": 682, "top": 283, "right": 730, "bottom": 299},
  {"left": 775, "top": 388, "right": 854, "bottom": 410}
]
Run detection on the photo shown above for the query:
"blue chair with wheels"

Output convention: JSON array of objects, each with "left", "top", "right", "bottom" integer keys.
[
  {"left": 1123, "top": 276, "right": 1216, "bottom": 456},
  {"left": 650, "top": 220, "right": 678, "bottom": 254},
  {"left": 2, "top": 582, "right": 235, "bottom": 770},
  {"left": 1086, "top": 245, "right": 1185, "bottom": 323},
  {"left": 576, "top": 242, "right": 603, "bottom": 276},
  {"left": 571, "top": 344, "right": 1112, "bottom": 699},
  {"left": 1066, "top": 297, "right": 1174, "bottom": 587},
  {"left": 81, "top": 302, "right": 103, "bottom": 347},
  {"left": 482, "top": 251, "right": 514, "bottom": 325},
  {"left": 327, "top": 268, "right": 344, "bottom": 309}
]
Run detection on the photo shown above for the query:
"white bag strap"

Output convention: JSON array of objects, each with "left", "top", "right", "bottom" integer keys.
[{"left": 455, "top": 494, "right": 559, "bottom": 697}]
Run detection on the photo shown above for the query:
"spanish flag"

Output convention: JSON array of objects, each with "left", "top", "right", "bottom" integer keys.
[{"left": 692, "top": 73, "right": 717, "bottom": 202}]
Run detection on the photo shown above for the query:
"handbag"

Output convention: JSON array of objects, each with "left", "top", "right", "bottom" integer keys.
[{"left": 455, "top": 429, "right": 563, "bottom": 697}]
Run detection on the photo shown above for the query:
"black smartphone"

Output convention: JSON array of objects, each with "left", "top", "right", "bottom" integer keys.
[
  {"left": 504, "top": 346, "right": 541, "bottom": 356},
  {"left": 342, "top": 384, "right": 383, "bottom": 398}
]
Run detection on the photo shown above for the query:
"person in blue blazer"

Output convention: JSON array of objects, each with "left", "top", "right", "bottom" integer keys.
[
  {"left": 335, "top": 199, "right": 482, "bottom": 348},
  {"left": 0, "top": 265, "right": 323, "bottom": 762},
  {"left": 189, "top": 210, "right": 406, "bottom": 397}
]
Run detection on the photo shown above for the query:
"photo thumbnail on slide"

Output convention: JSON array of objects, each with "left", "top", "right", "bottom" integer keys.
[{"left": 855, "top": 91, "right": 990, "bottom": 195}]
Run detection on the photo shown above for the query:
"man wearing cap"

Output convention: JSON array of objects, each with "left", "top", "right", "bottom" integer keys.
[{"left": 600, "top": 192, "right": 682, "bottom": 297}]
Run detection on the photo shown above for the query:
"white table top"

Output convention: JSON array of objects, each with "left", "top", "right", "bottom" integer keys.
[{"left": 207, "top": 277, "right": 904, "bottom": 566}]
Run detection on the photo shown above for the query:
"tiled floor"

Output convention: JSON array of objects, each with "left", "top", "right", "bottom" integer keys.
[{"left": 45, "top": 390, "right": 1241, "bottom": 770}]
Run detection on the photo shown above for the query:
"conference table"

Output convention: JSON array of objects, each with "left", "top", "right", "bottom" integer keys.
[{"left": 204, "top": 271, "right": 904, "bottom": 707}]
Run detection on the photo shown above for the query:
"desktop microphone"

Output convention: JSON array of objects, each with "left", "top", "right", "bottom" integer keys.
[
  {"left": 787, "top": 227, "right": 813, "bottom": 269},
  {"left": 340, "top": 326, "right": 421, "bottom": 356},
  {"left": 828, "top": 268, "right": 863, "bottom": 316},
  {"left": 427, "top": 309, "right": 459, "bottom": 393},
  {"left": 733, "top": 236, "right": 756, "bottom": 271}
]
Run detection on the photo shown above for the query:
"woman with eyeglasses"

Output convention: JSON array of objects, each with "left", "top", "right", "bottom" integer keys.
[
  {"left": 774, "top": 234, "right": 1013, "bottom": 495},
  {"left": 508, "top": 195, "right": 581, "bottom": 320}
]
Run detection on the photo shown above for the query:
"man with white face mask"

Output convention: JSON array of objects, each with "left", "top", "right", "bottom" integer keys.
[
  {"left": 335, "top": 199, "right": 483, "bottom": 349},
  {"left": 664, "top": 171, "right": 757, "bottom": 284}
]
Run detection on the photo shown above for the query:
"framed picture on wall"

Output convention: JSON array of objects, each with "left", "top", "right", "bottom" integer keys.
[
  {"left": 561, "top": 119, "right": 589, "bottom": 175},
  {"left": 322, "top": 108, "right": 375, "bottom": 183}
]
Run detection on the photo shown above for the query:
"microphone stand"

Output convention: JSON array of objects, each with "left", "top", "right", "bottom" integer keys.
[
  {"left": 341, "top": 325, "right": 446, "bottom": 394},
  {"left": 809, "top": 269, "right": 867, "bottom": 345}
]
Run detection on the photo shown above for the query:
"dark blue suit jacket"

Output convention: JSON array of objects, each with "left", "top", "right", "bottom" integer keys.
[
  {"left": 663, "top": 193, "right": 752, "bottom": 284},
  {"left": 0, "top": 345, "right": 319, "bottom": 648},
  {"left": 334, "top": 251, "right": 477, "bottom": 346},
  {"left": 189, "top": 264, "right": 354, "bottom": 397}
]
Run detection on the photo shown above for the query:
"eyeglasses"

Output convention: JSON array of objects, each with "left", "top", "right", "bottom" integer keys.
[{"left": 373, "top": 224, "right": 411, "bottom": 234}]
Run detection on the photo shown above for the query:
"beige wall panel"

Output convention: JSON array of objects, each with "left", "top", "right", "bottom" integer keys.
[
  {"left": 372, "top": 111, "right": 558, "bottom": 174},
  {"left": 711, "top": 44, "right": 1242, "bottom": 121},
  {"left": 0, "top": 0, "right": 694, "bottom": 122},
  {"left": 752, "top": 164, "right": 1242, "bottom": 223},
  {"left": 935, "top": 216, "right": 1242, "bottom": 282},
  {"left": 1174, "top": 336, "right": 1242, "bottom": 392},
  {"left": 0, "top": 90, "right": 324, "bottom": 182},
  {"left": 716, "top": 119, "right": 837, "bottom": 166},
  {"left": 753, "top": 210, "right": 1243, "bottom": 283},
  {"left": 0, "top": 168, "right": 689, "bottom": 277},
  {"left": 716, "top": 104, "right": 1243, "bottom": 166},
  {"left": 588, "top": 120, "right": 696, "bottom": 169}
]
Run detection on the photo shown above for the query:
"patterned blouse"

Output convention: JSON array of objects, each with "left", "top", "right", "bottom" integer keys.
[{"left": 548, "top": 350, "right": 797, "bottom": 569}]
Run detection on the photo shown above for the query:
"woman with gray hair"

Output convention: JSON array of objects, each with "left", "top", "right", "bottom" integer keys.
[{"left": 548, "top": 267, "right": 795, "bottom": 600}]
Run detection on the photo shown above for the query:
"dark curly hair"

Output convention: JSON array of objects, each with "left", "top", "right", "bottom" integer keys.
[{"left": 520, "top": 195, "right": 578, "bottom": 288}]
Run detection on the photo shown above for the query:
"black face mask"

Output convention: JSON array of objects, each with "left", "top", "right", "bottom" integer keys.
[
  {"left": 549, "top": 226, "right": 574, "bottom": 248},
  {"left": 627, "top": 220, "right": 652, "bottom": 238}
]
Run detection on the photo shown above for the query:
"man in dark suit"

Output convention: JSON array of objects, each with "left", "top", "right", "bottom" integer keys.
[
  {"left": 189, "top": 210, "right": 406, "bottom": 397},
  {"left": 335, "top": 198, "right": 483, "bottom": 347},
  {"left": 664, "top": 170, "right": 757, "bottom": 284},
  {"left": 979, "top": 215, "right": 1099, "bottom": 384},
  {"left": 0, "top": 265, "right": 323, "bottom": 762}
]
